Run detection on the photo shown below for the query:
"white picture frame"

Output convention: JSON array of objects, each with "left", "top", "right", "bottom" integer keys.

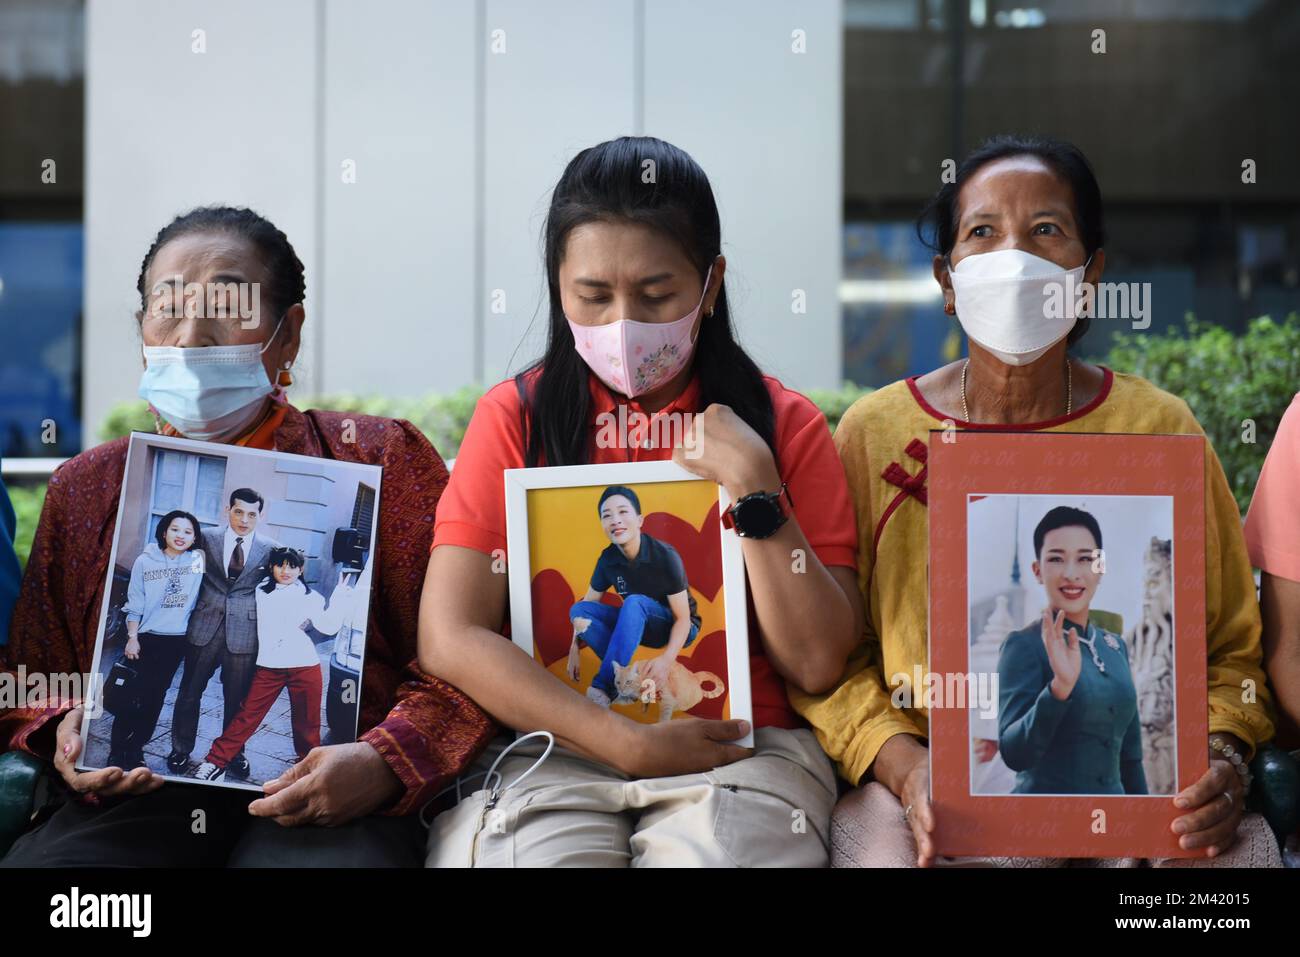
[{"left": 504, "top": 460, "right": 753, "bottom": 746}]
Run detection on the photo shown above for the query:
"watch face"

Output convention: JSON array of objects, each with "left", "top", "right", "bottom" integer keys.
[{"left": 734, "top": 496, "right": 782, "bottom": 538}]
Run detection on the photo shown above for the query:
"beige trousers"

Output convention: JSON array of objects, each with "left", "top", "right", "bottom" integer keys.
[
  {"left": 831, "top": 782, "right": 1284, "bottom": 868},
  {"left": 425, "top": 727, "right": 837, "bottom": 868}
]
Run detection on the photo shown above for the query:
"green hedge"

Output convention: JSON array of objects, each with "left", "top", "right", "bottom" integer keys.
[
  {"left": 99, "top": 383, "right": 873, "bottom": 457},
  {"left": 98, "top": 385, "right": 488, "bottom": 458},
  {"left": 8, "top": 484, "right": 45, "bottom": 571},
  {"left": 4, "top": 381, "right": 854, "bottom": 571},
  {"left": 804, "top": 382, "right": 874, "bottom": 434},
  {"left": 1102, "top": 314, "right": 1300, "bottom": 513}
]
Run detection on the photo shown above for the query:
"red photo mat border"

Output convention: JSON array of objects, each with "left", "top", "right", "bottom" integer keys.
[{"left": 928, "top": 431, "right": 1207, "bottom": 858}]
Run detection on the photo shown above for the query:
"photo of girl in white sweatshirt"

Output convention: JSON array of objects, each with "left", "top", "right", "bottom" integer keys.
[
  {"left": 193, "top": 546, "right": 357, "bottom": 780},
  {"left": 109, "top": 509, "right": 206, "bottom": 770}
]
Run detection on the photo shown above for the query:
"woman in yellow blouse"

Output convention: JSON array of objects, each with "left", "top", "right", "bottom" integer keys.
[{"left": 791, "top": 134, "right": 1279, "bottom": 868}]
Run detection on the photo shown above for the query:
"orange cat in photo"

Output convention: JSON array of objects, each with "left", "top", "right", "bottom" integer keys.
[{"left": 611, "top": 659, "right": 724, "bottom": 722}]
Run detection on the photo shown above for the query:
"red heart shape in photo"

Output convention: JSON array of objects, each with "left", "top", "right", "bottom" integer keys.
[
  {"left": 676, "top": 630, "right": 728, "bottom": 720},
  {"left": 530, "top": 568, "right": 622, "bottom": 668},
  {"left": 642, "top": 502, "right": 723, "bottom": 602},
  {"left": 529, "top": 570, "right": 730, "bottom": 720}
]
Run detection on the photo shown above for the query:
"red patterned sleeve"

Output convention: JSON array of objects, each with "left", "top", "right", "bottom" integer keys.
[
  {"left": 1, "top": 465, "right": 87, "bottom": 758},
  {"left": 346, "top": 417, "right": 496, "bottom": 814},
  {"left": 360, "top": 662, "right": 496, "bottom": 814}
]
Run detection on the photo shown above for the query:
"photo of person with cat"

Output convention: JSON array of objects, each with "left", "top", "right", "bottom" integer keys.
[{"left": 567, "top": 485, "right": 719, "bottom": 718}]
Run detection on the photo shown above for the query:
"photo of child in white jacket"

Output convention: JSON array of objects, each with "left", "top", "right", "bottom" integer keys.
[
  {"left": 192, "top": 546, "right": 358, "bottom": 781},
  {"left": 109, "top": 509, "right": 206, "bottom": 770}
]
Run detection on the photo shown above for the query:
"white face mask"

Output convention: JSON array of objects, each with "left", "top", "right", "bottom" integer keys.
[{"left": 948, "top": 249, "right": 1091, "bottom": 366}]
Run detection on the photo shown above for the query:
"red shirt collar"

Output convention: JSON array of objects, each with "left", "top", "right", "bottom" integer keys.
[{"left": 586, "top": 369, "right": 703, "bottom": 418}]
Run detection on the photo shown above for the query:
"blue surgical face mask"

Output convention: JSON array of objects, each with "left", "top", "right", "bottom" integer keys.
[{"left": 138, "top": 317, "right": 283, "bottom": 441}]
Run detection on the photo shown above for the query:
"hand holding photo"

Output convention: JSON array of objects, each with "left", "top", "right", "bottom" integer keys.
[
  {"left": 929, "top": 431, "right": 1206, "bottom": 858},
  {"left": 79, "top": 432, "right": 382, "bottom": 791}
]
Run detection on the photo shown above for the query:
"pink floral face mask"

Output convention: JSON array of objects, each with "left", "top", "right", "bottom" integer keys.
[{"left": 566, "top": 267, "right": 712, "bottom": 398}]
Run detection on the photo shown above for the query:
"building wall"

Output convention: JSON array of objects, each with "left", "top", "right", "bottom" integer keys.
[
  {"left": 84, "top": 0, "right": 321, "bottom": 443},
  {"left": 82, "top": 0, "right": 843, "bottom": 447}
]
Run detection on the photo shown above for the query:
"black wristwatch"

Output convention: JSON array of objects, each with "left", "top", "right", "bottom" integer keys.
[{"left": 722, "top": 483, "right": 794, "bottom": 539}]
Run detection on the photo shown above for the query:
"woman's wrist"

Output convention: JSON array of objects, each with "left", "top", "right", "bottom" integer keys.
[
  {"left": 1209, "top": 732, "right": 1253, "bottom": 795},
  {"left": 872, "top": 733, "right": 927, "bottom": 798},
  {"left": 601, "top": 712, "right": 643, "bottom": 774},
  {"left": 724, "top": 451, "right": 781, "bottom": 500}
]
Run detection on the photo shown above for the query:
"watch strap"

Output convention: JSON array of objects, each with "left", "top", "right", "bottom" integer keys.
[{"left": 722, "top": 482, "right": 792, "bottom": 535}]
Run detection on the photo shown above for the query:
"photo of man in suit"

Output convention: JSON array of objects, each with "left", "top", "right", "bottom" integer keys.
[{"left": 167, "top": 487, "right": 280, "bottom": 777}]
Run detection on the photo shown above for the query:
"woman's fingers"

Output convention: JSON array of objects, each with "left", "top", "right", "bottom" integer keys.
[
  {"left": 57, "top": 732, "right": 80, "bottom": 766},
  {"left": 1054, "top": 609, "right": 1067, "bottom": 643},
  {"left": 1173, "top": 785, "right": 1239, "bottom": 836},
  {"left": 909, "top": 796, "right": 937, "bottom": 864},
  {"left": 95, "top": 767, "right": 158, "bottom": 798},
  {"left": 69, "top": 767, "right": 123, "bottom": 794},
  {"left": 53, "top": 710, "right": 86, "bottom": 782},
  {"left": 907, "top": 787, "right": 935, "bottom": 833},
  {"left": 1180, "top": 810, "right": 1239, "bottom": 853},
  {"left": 52, "top": 707, "right": 158, "bottom": 798},
  {"left": 901, "top": 762, "right": 937, "bottom": 866},
  {"left": 1040, "top": 609, "right": 1059, "bottom": 652},
  {"left": 911, "top": 816, "right": 936, "bottom": 867},
  {"left": 1203, "top": 823, "right": 1243, "bottom": 858},
  {"left": 1174, "top": 761, "right": 1233, "bottom": 811},
  {"left": 1172, "top": 764, "right": 1239, "bottom": 843},
  {"left": 1041, "top": 609, "right": 1072, "bottom": 652},
  {"left": 1172, "top": 795, "right": 1232, "bottom": 838},
  {"left": 55, "top": 706, "right": 83, "bottom": 741}
]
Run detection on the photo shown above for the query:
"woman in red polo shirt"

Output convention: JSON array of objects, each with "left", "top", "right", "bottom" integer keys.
[{"left": 420, "top": 136, "right": 863, "bottom": 867}]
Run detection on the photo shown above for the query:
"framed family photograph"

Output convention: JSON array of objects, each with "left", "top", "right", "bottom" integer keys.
[
  {"left": 927, "top": 431, "right": 1208, "bottom": 858},
  {"left": 504, "top": 461, "right": 752, "bottom": 746},
  {"left": 78, "top": 432, "right": 382, "bottom": 791}
]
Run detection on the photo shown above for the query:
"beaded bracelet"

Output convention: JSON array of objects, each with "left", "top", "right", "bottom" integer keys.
[{"left": 1209, "top": 734, "right": 1253, "bottom": 797}]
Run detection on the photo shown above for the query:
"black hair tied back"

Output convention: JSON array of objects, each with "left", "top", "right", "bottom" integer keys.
[
  {"left": 518, "top": 136, "right": 776, "bottom": 467},
  {"left": 916, "top": 134, "right": 1105, "bottom": 346}
]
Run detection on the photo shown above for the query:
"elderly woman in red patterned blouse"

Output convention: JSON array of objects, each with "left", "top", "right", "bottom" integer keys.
[{"left": 0, "top": 206, "right": 493, "bottom": 867}]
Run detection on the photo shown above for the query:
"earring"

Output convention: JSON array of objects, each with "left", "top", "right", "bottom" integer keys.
[
  {"left": 944, "top": 301, "right": 955, "bottom": 315},
  {"left": 706, "top": 306, "right": 715, "bottom": 318},
  {"left": 276, "top": 361, "right": 293, "bottom": 389}
]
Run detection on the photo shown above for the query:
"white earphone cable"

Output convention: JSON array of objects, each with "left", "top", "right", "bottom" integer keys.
[{"left": 418, "top": 731, "right": 556, "bottom": 828}]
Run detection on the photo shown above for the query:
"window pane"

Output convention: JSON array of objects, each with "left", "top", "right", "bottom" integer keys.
[
  {"left": 0, "top": 0, "right": 84, "bottom": 458},
  {"left": 193, "top": 455, "right": 226, "bottom": 520},
  {"left": 843, "top": 0, "right": 1300, "bottom": 385}
]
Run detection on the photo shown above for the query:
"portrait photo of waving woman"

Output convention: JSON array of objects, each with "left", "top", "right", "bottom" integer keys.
[{"left": 996, "top": 506, "right": 1147, "bottom": 796}]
